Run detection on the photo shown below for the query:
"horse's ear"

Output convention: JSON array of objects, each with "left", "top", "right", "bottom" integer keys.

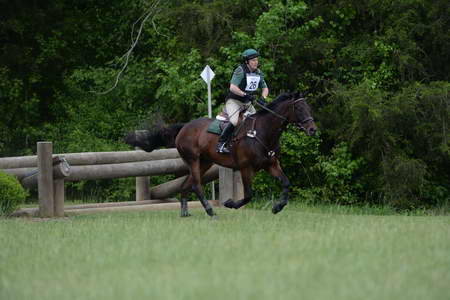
[{"left": 297, "top": 91, "right": 308, "bottom": 99}]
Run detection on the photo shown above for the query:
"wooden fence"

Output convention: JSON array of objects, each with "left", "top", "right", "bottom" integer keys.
[{"left": 0, "top": 141, "right": 243, "bottom": 217}]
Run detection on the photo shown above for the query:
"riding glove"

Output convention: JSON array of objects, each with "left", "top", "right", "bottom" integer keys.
[
  {"left": 257, "top": 97, "right": 267, "bottom": 106},
  {"left": 243, "top": 93, "right": 255, "bottom": 102}
]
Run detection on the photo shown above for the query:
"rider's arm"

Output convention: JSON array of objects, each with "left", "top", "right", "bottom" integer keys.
[
  {"left": 229, "top": 66, "right": 247, "bottom": 96},
  {"left": 230, "top": 83, "right": 246, "bottom": 97},
  {"left": 261, "top": 87, "right": 269, "bottom": 99},
  {"left": 259, "top": 71, "right": 269, "bottom": 99}
]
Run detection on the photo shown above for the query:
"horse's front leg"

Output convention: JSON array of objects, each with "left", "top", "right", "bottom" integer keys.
[
  {"left": 223, "top": 167, "right": 254, "bottom": 209},
  {"left": 266, "top": 159, "right": 291, "bottom": 214}
]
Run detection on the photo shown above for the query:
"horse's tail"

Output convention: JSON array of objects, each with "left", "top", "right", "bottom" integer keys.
[{"left": 124, "top": 123, "right": 185, "bottom": 152}]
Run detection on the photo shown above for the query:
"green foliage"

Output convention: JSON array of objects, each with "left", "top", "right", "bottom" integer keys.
[
  {"left": 0, "top": 0, "right": 145, "bottom": 154},
  {"left": 381, "top": 155, "right": 428, "bottom": 208},
  {"left": 0, "top": 172, "right": 28, "bottom": 216},
  {"left": 67, "top": 178, "right": 135, "bottom": 203},
  {"left": 382, "top": 82, "right": 450, "bottom": 205},
  {"left": 45, "top": 58, "right": 156, "bottom": 154},
  {"left": 219, "top": 0, "right": 323, "bottom": 91},
  {"left": 314, "top": 143, "right": 364, "bottom": 204},
  {"left": 0, "top": 67, "right": 24, "bottom": 155},
  {"left": 321, "top": 80, "right": 450, "bottom": 206},
  {"left": 154, "top": 49, "right": 209, "bottom": 120}
]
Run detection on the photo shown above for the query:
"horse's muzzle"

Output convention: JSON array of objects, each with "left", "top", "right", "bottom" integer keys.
[
  {"left": 307, "top": 127, "right": 317, "bottom": 136},
  {"left": 295, "top": 121, "right": 317, "bottom": 136}
]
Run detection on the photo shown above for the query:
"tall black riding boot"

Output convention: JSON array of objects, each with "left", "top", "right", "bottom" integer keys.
[{"left": 216, "top": 123, "right": 235, "bottom": 154}]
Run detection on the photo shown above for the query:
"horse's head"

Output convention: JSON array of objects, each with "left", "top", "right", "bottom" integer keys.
[
  {"left": 257, "top": 91, "right": 317, "bottom": 136},
  {"left": 287, "top": 93, "right": 317, "bottom": 136}
]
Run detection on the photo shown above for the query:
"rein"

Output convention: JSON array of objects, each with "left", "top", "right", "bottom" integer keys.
[
  {"left": 255, "top": 101, "right": 287, "bottom": 121},
  {"left": 255, "top": 97, "right": 314, "bottom": 127}
]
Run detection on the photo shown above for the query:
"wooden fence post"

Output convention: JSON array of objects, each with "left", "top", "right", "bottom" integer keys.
[
  {"left": 54, "top": 179, "right": 65, "bottom": 217},
  {"left": 219, "top": 167, "right": 233, "bottom": 205},
  {"left": 52, "top": 156, "right": 69, "bottom": 217},
  {"left": 136, "top": 176, "right": 150, "bottom": 201},
  {"left": 135, "top": 130, "right": 150, "bottom": 201},
  {"left": 219, "top": 167, "right": 244, "bottom": 205},
  {"left": 233, "top": 170, "right": 244, "bottom": 201},
  {"left": 38, "top": 142, "right": 54, "bottom": 217}
]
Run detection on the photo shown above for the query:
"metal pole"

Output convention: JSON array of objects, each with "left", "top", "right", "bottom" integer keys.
[
  {"left": 207, "top": 75, "right": 212, "bottom": 119},
  {"left": 207, "top": 73, "right": 215, "bottom": 201}
]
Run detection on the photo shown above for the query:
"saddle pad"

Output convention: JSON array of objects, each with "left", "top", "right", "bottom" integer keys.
[{"left": 207, "top": 119, "right": 222, "bottom": 135}]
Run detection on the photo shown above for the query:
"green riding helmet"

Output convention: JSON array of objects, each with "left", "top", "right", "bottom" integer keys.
[{"left": 242, "top": 49, "right": 259, "bottom": 61}]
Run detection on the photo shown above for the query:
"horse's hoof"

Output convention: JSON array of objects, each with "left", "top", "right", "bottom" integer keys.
[
  {"left": 223, "top": 199, "right": 235, "bottom": 209},
  {"left": 272, "top": 203, "right": 286, "bottom": 214},
  {"left": 211, "top": 215, "right": 219, "bottom": 221},
  {"left": 205, "top": 207, "right": 217, "bottom": 217},
  {"left": 180, "top": 211, "right": 191, "bottom": 217}
]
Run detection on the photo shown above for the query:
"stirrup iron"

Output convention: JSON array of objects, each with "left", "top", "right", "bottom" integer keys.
[{"left": 247, "top": 130, "right": 256, "bottom": 138}]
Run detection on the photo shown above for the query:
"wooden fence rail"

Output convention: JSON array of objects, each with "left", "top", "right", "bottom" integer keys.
[
  {"left": 1, "top": 142, "right": 241, "bottom": 218},
  {"left": 0, "top": 149, "right": 180, "bottom": 169}
]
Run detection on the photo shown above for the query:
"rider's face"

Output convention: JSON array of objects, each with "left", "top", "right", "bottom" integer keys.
[{"left": 247, "top": 57, "right": 259, "bottom": 71}]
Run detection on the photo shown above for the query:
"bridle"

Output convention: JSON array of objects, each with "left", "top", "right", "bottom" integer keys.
[
  {"left": 241, "top": 96, "right": 314, "bottom": 158},
  {"left": 255, "top": 97, "right": 314, "bottom": 131},
  {"left": 292, "top": 98, "right": 314, "bottom": 130}
]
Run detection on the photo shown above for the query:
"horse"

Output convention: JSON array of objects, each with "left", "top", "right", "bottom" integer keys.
[{"left": 125, "top": 92, "right": 317, "bottom": 218}]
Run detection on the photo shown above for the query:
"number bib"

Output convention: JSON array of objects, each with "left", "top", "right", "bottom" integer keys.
[{"left": 245, "top": 74, "right": 261, "bottom": 92}]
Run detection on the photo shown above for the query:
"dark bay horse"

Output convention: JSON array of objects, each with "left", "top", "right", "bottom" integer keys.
[{"left": 126, "top": 92, "right": 317, "bottom": 218}]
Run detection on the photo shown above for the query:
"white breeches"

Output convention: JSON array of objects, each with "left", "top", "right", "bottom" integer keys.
[{"left": 225, "top": 98, "right": 256, "bottom": 126}]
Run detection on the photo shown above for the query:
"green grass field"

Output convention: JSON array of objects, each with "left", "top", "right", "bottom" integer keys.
[{"left": 1, "top": 204, "right": 449, "bottom": 300}]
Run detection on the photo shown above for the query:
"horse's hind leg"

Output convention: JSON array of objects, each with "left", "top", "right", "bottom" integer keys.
[
  {"left": 190, "top": 160, "right": 216, "bottom": 218},
  {"left": 179, "top": 175, "right": 193, "bottom": 217},
  {"left": 266, "top": 160, "right": 291, "bottom": 214}
]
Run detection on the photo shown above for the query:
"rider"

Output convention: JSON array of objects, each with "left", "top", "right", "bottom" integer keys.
[{"left": 216, "top": 48, "right": 269, "bottom": 154}]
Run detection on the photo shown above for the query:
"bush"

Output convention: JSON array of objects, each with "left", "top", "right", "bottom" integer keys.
[
  {"left": 313, "top": 142, "right": 364, "bottom": 204},
  {"left": 0, "top": 171, "right": 28, "bottom": 216},
  {"left": 320, "top": 80, "right": 450, "bottom": 207}
]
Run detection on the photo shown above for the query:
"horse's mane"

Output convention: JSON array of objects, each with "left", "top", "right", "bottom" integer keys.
[{"left": 255, "top": 92, "right": 298, "bottom": 115}]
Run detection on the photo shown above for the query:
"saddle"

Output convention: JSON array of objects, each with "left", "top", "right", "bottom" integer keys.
[{"left": 207, "top": 107, "right": 255, "bottom": 136}]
